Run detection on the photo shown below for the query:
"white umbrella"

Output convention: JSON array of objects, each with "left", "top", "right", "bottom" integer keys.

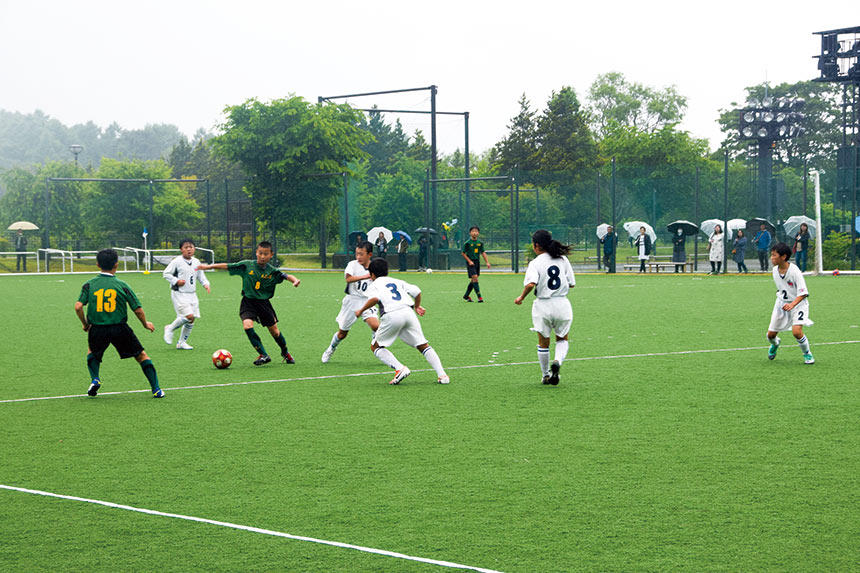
[
  {"left": 622, "top": 221, "right": 656, "bottom": 243},
  {"left": 367, "top": 226, "right": 393, "bottom": 244},
  {"left": 783, "top": 215, "right": 816, "bottom": 238},
  {"left": 596, "top": 223, "right": 611, "bottom": 240},
  {"left": 700, "top": 219, "right": 732, "bottom": 240},
  {"left": 7, "top": 221, "right": 39, "bottom": 231},
  {"left": 727, "top": 218, "right": 746, "bottom": 235}
]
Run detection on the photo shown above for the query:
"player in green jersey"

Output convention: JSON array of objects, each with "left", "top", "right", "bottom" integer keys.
[
  {"left": 74, "top": 249, "right": 163, "bottom": 398},
  {"left": 199, "top": 241, "right": 301, "bottom": 365},
  {"left": 461, "top": 225, "right": 491, "bottom": 302}
]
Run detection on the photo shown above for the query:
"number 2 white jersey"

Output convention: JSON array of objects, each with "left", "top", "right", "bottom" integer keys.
[
  {"left": 524, "top": 253, "right": 575, "bottom": 299},
  {"left": 163, "top": 255, "right": 209, "bottom": 294},
  {"left": 367, "top": 277, "right": 420, "bottom": 314},
  {"left": 772, "top": 262, "right": 808, "bottom": 303},
  {"left": 344, "top": 260, "right": 372, "bottom": 298}
]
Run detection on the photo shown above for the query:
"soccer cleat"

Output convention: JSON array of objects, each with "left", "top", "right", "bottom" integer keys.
[
  {"left": 548, "top": 360, "right": 560, "bottom": 385},
  {"left": 389, "top": 367, "right": 411, "bottom": 385},
  {"left": 87, "top": 380, "right": 101, "bottom": 397},
  {"left": 438, "top": 375, "right": 450, "bottom": 384},
  {"left": 541, "top": 375, "right": 551, "bottom": 385},
  {"left": 253, "top": 354, "right": 272, "bottom": 366},
  {"left": 282, "top": 350, "right": 295, "bottom": 364},
  {"left": 803, "top": 353, "right": 815, "bottom": 365},
  {"left": 153, "top": 389, "right": 165, "bottom": 398},
  {"left": 463, "top": 295, "right": 473, "bottom": 302},
  {"left": 163, "top": 325, "right": 173, "bottom": 345},
  {"left": 321, "top": 346, "right": 334, "bottom": 363},
  {"left": 176, "top": 341, "right": 193, "bottom": 350},
  {"left": 477, "top": 297, "right": 484, "bottom": 303},
  {"left": 767, "top": 338, "right": 780, "bottom": 360}
]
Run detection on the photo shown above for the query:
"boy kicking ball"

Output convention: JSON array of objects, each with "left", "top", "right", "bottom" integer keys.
[
  {"left": 766, "top": 242, "right": 814, "bottom": 364},
  {"left": 355, "top": 258, "right": 449, "bottom": 385}
]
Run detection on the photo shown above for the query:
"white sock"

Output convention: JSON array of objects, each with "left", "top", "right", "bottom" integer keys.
[
  {"left": 421, "top": 346, "right": 446, "bottom": 377},
  {"left": 554, "top": 339, "right": 569, "bottom": 364},
  {"left": 330, "top": 332, "right": 342, "bottom": 349},
  {"left": 537, "top": 346, "right": 550, "bottom": 376},
  {"left": 373, "top": 347, "right": 404, "bottom": 371},
  {"left": 797, "top": 336, "right": 811, "bottom": 354},
  {"left": 768, "top": 335, "right": 781, "bottom": 346},
  {"left": 169, "top": 316, "right": 189, "bottom": 331},
  {"left": 179, "top": 322, "right": 194, "bottom": 343}
]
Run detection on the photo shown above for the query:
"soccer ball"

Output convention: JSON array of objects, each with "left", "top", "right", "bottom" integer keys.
[
  {"left": 212, "top": 349, "right": 232, "bottom": 369},
  {"left": 426, "top": 268, "right": 433, "bottom": 274},
  {"left": 833, "top": 269, "right": 840, "bottom": 276}
]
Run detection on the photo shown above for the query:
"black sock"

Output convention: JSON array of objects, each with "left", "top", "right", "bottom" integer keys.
[
  {"left": 140, "top": 359, "right": 159, "bottom": 392},
  {"left": 274, "top": 332, "right": 288, "bottom": 354},
  {"left": 87, "top": 353, "right": 101, "bottom": 381},
  {"left": 245, "top": 328, "right": 267, "bottom": 355},
  {"left": 474, "top": 282, "right": 481, "bottom": 297},
  {"left": 464, "top": 283, "right": 473, "bottom": 297}
]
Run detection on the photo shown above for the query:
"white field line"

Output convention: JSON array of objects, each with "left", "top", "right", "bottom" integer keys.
[
  {"left": 0, "top": 484, "right": 502, "bottom": 573},
  {"left": 3, "top": 340, "right": 858, "bottom": 405}
]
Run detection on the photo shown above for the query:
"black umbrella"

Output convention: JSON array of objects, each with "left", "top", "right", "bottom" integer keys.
[
  {"left": 746, "top": 218, "right": 776, "bottom": 238},
  {"left": 414, "top": 227, "right": 438, "bottom": 235},
  {"left": 666, "top": 220, "right": 699, "bottom": 236}
]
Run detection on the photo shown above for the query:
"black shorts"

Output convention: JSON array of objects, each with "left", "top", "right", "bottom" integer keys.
[
  {"left": 240, "top": 297, "right": 278, "bottom": 327},
  {"left": 466, "top": 261, "right": 480, "bottom": 278},
  {"left": 88, "top": 323, "right": 144, "bottom": 360}
]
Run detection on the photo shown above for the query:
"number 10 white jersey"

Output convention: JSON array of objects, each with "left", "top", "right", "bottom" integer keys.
[{"left": 523, "top": 253, "right": 575, "bottom": 299}]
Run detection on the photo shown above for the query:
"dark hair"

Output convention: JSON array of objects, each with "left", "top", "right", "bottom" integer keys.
[
  {"left": 356, "top": 240, "right": 374, "bottom": 255},
  {"left": 257, "top": 241, "right": 273, "bottom": 252},
  {"left": 771, "top": 242, "right": 792, "bottom": 259},
  {"left": 469, "top": 225, "right": 480, "bottom": 232},
  {"left": 368, "top": 257, "right": 389, "bottom": 277},
  {"left": 532, "top": 229, "right": 571, "bottom": 258},
  {"left": 179, "top": 238, "right": 195, "bottom": 248},
  {"left": 714, "top": 225, "right": 722, "bottom": 234},
  {"left": 96, "top": 248, "right": 118, "bottom": 271},
  {"left": 736, "top": 229, "right": 744, "bottom": 237}
]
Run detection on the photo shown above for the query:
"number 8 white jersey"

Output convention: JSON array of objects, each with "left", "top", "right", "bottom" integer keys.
[
  {"left": 524, "top": 253, "right": 575, "bottom": 299},
  {"left": 772, "top": 262, "right": 808, "bottom": 302}
]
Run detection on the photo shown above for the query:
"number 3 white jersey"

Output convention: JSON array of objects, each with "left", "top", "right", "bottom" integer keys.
[
  {"left": 772, "top": 262, "right": 808, "bottom": 303},
  {"left": 367, "top": 277, "right": 420, "bottom": 314},
  {"left": 163, "top": 255, "right": 209, "bottom": 293},
  {"left": 523, "top": 253, "right": 575, "bottom": 299},
  {"left": 344, "top": 260, "right": 372, "bottom": 297}
]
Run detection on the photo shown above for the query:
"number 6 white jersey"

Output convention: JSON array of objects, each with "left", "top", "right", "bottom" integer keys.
[
  {"left": 163, "top": 255, "right": 209, "bottom": 294},
  {"left": 524, "top": 253, "right": 575, "bottom": 299},
  {"left": 772, "top": 262, "right": 808, "bottom": 303}
]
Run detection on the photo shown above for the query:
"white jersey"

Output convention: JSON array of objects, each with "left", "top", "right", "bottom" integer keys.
[
  {"left": 367, "top": 276, "right": 420, "bottom": 314},
  {"left": 163, "top": 255, "right": 209, "bottom": 294},
  {"left": 773, "top": 262, "right": 809, "bottom": 303},
  {"left": 523, "top": 253, "right": 575, "bottom": 299},
  {"left": 343, "top": 260, "right": 372, "bottom": 298}
]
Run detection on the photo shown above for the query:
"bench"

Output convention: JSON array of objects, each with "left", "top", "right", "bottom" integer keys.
[{"left": 623, "top": 261, "right": 694, "bottom": 273}]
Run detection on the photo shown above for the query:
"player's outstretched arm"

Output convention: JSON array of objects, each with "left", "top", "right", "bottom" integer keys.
[
  {"left": 133, "top": 307, "right": 155, "bottom": 332},
  {"left": 514, "top": 283, "right": 536, "bottom": 305},
  {"left": 355, "top": 297, "right": 379, "bottom": 317},
  {"left": 197, "top": 263, "right": 228, "bottom": 271},
  {"left": 286, "top": 274, "right": 301, "bottom": 287}
]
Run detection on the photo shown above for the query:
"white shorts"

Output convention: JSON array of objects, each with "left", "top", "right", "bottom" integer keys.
[
  {"left": 530, "top": 297, "right": 573, "bottom": 338},
  {"left": 768, "top": 298, "right": 813, "bottom": 332},
  {"left": 336, "top": 295, "right": 378, "bottom": 331},
  {"left": 171, "top": 291, "right": 200, "bottom": 318},
  {"left": 373, "top": 308, "right": 427, "bottom": 348}
]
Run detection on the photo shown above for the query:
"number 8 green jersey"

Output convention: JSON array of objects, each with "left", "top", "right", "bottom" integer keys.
[{"left": 78, "top": 273, "right": 141, "bottom": 325}]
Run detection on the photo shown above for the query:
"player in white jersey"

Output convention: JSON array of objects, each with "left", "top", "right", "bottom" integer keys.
[
  {"left": 766, "top": 242, "right": 814, "bottom": 364},
  {"left": 321, "top": 241, "right": 380, "bottom": 363},
  {"left": 162, "top": 239, "right": 210, "bottom": 349},
  {"left": 515, "top": 230, "right": 576, "bottom": 385},
  {"left": 354, "top": 258, "right": 449, "bottom": 385}
]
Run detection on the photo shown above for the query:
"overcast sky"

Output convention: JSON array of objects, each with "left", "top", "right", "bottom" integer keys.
[{"left": 0, "top": 1, "right": 853, "bottom": 155}]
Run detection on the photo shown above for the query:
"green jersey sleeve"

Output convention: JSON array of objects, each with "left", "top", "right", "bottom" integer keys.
[{"left": 227, "top": 261, "right": 249, "bottom": 276}]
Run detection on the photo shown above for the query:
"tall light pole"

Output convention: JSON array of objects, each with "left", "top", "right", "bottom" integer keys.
[{"left": 69, "top": 144, "right": 83, "bottom": 167}]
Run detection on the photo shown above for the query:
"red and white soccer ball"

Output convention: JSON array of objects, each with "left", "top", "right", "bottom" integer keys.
[
  {"left": 212, "top": 349, "right": 233, "bottom": 369},
  {"left": 833, "top": 269, "right": 840, "bottom": 276}
]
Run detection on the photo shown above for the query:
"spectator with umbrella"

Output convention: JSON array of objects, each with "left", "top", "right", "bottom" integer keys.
[
  {"left": 783, "top": 217, "right": 814, "bottom": 272},
  {"left": 598, "top": 224, "right": 618, "bottom": 273},
  {"left": 14, "top": 230, "right": 28, "bottom": 272},
  {"left": 667, "top": 220, "right": 697, "bottom": 273},
  {"left": 708, "top": 224, "right": 725, "bottom": 275},
  {"left": 633, "top": 226, "right": 652, "bottom": 273},
  {"left": 732, "top": 229, "right": 749, "bottom": 273},
  {"left": 394, "top": 231, "right": 412, "bottom": 272}
]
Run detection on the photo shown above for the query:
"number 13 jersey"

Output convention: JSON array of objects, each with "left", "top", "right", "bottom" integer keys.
[{"left": 523, "top": 253, "right": 575, "bottom": 298}]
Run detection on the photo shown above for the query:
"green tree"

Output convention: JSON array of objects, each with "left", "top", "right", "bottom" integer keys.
[
  {"left": 587, "top": 72, "right": 687, "bottom": 138},
  {"left": 495, "top": 94, "right": 539, "bottom": 176},
  {"left": 534, "top": 86, "right": 599, "bottom": 175},
  {"left": 212, "top": 96, "right": 370, "bottom": 247}
]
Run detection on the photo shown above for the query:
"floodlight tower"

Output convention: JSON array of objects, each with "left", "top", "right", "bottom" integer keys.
[
  {"left": 69, "top": 144, "right": 83, "bottom": 167},
  {"left": 737, "top": 93, "right": 806, "bottom": 220}
]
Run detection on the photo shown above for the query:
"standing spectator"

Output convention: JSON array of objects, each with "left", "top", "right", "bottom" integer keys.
[
  {"left": 375, "top": 232, "right": 388, "bottom": 259},
  {"left": 732, "top": 229, "right": 749, "bottom": 273},
  {"left": 633, "top": 226, "right": 651, "bottom": 273},
  {"left": 753, "top": 223, "right": 771, "bottom": 271},
  {"left": 397, "top": 235, "right": 409, "bottom": 272},
  {"left": 793, "top": 223, "right": 811, "bottom": 272},
  {"left": 600, "top": 225, "right": 617, "bottom": 273},
  {"left": 671, "top": 229, "right": 686, "bottom": 273},
  {"left": 708, "top": 224, "right": 724, "bottom": 275},
  {"left": 14, "top": 230, "right": 27, "bottom": 272},
  {"left": 417, "top": 235, "right": 429, "bottom": 270}
]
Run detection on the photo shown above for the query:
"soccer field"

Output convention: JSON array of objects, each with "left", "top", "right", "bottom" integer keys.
[{"left": 0, "top": 270, "right": 858, "bottom": 571}]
